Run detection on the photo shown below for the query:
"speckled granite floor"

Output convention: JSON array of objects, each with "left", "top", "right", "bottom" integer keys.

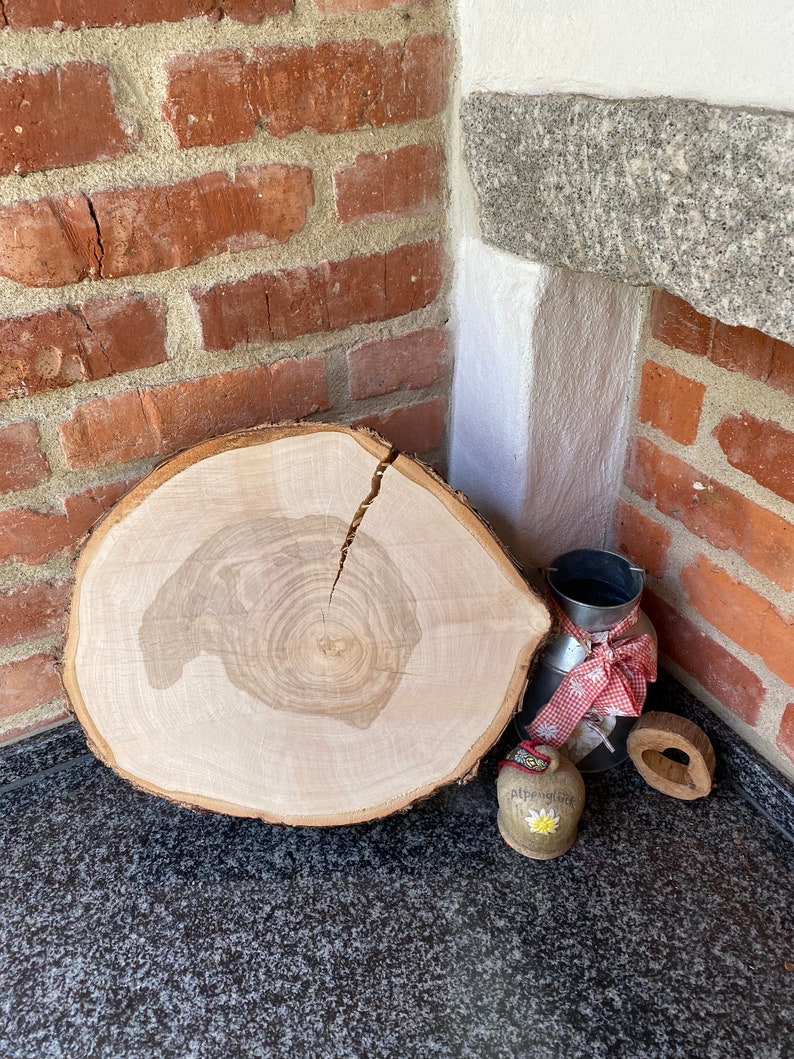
[{"left": 1, "top": 688, "right": 792, "bottom": 1059}]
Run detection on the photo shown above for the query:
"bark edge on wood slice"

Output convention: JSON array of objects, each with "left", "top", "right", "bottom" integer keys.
[{"left": 63, "top": 422, "right": 551, "bottom": 826}]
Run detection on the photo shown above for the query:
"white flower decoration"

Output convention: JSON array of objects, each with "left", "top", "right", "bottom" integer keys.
[
  {"left": 524, "top": 808, "right": 560, "bottom": 834},
  {"left": 534, "top": 721, "right": 559, "bottom": 742}
]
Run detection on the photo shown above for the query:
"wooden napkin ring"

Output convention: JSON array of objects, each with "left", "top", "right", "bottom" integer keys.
[{"left": 627, "top": 711, "right": 716, "bottom": 800}]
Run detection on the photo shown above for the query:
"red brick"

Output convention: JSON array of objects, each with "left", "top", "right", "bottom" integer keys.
[
  {"left": 92, "top": 166, "right": 313, "bottom": 279},
  {"left": 650, "top": 290, "right": 713, "bottom": 357},
  {"left": 334, "top": 144, "right": 445, "bottom": 226},
  {"left": 393, "top": 34, "right": 452, "bottom": 124},
  {"left": 263, "top": 265, "right": 329, "bottom": 343},
  {"left": 325, "top": 249, "right": 438, "bottom": 331},
  {"left": 194, "top": 240, "right": 444, "bottom": 351},
  {"left": 641, "top": 589, "right": 764, "bottom": 726},
  {"left": 352, "top": 397, "right": 446, "bottom": 454},
  {"left": 315, "top": 0, "right": 425, "bottom": 13},
  {"left": 636, "top": 360, "right": 705, "bottom": 445},
  {"left": 0, "top": 63, "right": 130, "bottom": 177},
  {"left": 713, "top": 412, "right": 794, "bottom": 504},
  {"left": 681, "top": 555, "right": 794, "bottom": 686},
  {"left": 0, "top": 508, "right": 74, "bottom": 565},
  {"left": 149, "top": 357, "right": 328, "bottom": 450},
  {"left": 348, "top": 328, "right": 450, "bottom": 400},
  {"left": 767, "top": 340, "right": 794, "bottom": 397},
  {"left": 650, "top": 292, "right": 794, "bottom": 399},
  {"left": 0, "top": 581, "right": 71, "bottom": 648},
  {"left": 250, "top": 34, "right": 451, "bottom": 138},
  {"left": 3, "top": 168, "right": 311, "bottom": 287},
  {"left": 708, "top": 319, "right": 794, "bottom": 397},
  {"left": 0, "top": 653, "right": 61, "bottom": 718},
  {"left": 383, "top": 240, "right": 445, "bottom": 319},
  {"left": 63, "top": 479, "right": 138, "bottom": 539},
  {"left": 0, "top": 480, "right": 133, "bottom": 565},
  {"left": 1, "top": 0, "right": 290, "bottom": 29},
  {"left": 624, "top": 437, "right": 794, "bottom": 590},
  {"left": 777, "top": 703, "right": 794, "bottom": 765},
  {"left": 2, "top": 0, "right": 207, "bottom": 27},
  {"left": 220, "top": 0, "right": 292, "bottom": 21},
  {"left": 710, "top": 320, "right": 775, "bottom": 381},
  {"left": 612, "top": 499, "right": 670, "bottom": 579},
  {"left": 0, "top": 422, "right": 50, "bottom": 493},
  {"left": 0, "top": 293, "right": 167, "bottom": 401},
  {"left": 164, "top": 49, "right": 256, "bottom": 149},
  {"left": 0, "top": 194, "right": 100, "bottom": 288},
  {"left": 250, "top": 40, "right": 379, "bottom": 138},
  {"left": 58, "top": 357, "right": 329, "bottom": 469},
  {"left": 166, "top": 36, "right": 450, "bottom": 148}
]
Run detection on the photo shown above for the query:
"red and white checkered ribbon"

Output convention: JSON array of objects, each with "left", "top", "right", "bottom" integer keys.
[{"left": 526, "top": 601, "right": 657, "bottom": 748}]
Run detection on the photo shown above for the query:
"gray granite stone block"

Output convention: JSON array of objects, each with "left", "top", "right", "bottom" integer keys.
[{"left": 462, "top": 93, "right": 794, "bottom": 344}]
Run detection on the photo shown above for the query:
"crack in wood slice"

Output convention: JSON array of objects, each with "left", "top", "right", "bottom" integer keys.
[
  {"left": 63, "top": 424, "right": 552, "bottom": 825},
  {"left": 328, "top": 445, "right": 397, "bottom": 607}
]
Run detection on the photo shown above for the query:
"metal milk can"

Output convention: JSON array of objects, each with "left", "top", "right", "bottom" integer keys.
[{"left": 514, "top": 548, "right": 657, "bottom": 772}]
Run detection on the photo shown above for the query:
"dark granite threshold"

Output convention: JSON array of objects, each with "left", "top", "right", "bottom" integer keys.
[
  {"left": 0, "top": 722, "right": 93, "bottom": 794},
  {"left": 647, "top": 670, "right": 794, "bottom": 845},
  {"left": 2, "top": 671, "right": 793, "bottom": 844}
]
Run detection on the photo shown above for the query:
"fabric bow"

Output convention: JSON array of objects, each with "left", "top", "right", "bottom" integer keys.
[{"left": 526, "top": 601, "right": 657, "bottom": 749}]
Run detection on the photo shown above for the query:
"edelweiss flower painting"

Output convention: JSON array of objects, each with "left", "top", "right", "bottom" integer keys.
[
  {"left": 534, "top": 721, "right": 559, "bottom": 743},
  {"left": 524, "top": 808, "right": 560, "bottom": 834}
]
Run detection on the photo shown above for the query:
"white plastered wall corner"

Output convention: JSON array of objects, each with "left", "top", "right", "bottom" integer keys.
[
  {"left": 450, "top": 238, "right": 642, "bottom": 570},
  {"left": 448, "top": 0, "right": 794, "bottom": 571}
]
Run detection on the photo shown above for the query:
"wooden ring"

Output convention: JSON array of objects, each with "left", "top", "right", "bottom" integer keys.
[{"left": 627, "top": 711, "right": 715, "bottom": 800}]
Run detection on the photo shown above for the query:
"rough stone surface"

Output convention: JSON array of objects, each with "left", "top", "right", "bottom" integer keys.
[
  {"left": 0, "top": 723, "right": 88, "bottom": 790},
  {"left": 0, "top": 678, "right": 792, "bottom": 1058},
  {"left": 462, "top": 93, "right": 794, "bottom": 344}
]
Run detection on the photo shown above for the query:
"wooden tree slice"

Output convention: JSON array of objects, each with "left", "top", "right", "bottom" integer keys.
[
  {"left": 627, "top": 712, "right": 716, "bottom": 800},
  {"left": 63, "top": 423, "right": 550, "bottom": 826}
]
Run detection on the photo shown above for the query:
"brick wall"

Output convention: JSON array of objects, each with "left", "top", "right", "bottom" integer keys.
[
  {"left": 614, "top": 291, "right": 794, "bottom": 781},
  {"left": 0, "top": 0, "right": 451, "bottom": 743}
]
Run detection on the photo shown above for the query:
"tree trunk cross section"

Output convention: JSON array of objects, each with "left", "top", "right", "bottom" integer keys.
[{"left": 63, "top": 424, "right": 550, "bottom": 826}]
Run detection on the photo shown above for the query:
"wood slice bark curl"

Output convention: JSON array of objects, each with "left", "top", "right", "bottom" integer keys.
[{"left": 63, "top": 423, "right": 551, "bottom": 825}]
